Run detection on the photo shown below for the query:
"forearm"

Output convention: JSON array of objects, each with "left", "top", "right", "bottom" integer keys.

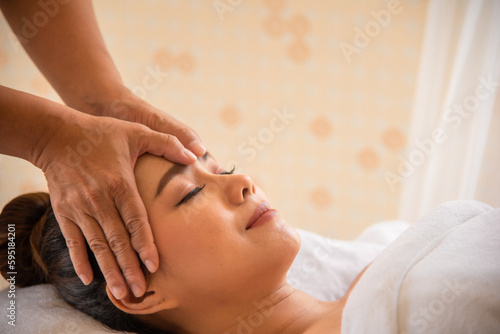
[
  {"left": 0, "top": 0, "right": 124, "bottom": 115},
  {"left": 0, "top": 85, "right": 83, "bottom": 169}
]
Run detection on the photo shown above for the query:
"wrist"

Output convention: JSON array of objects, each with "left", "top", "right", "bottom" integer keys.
[
  {"left": 0, "top": 86, "right": 94, "bottom": 171},
  {"left": 33, "top": 107, "right": 92, "bottom": 172},
  {"left": 82, "top": 85, "right": 144, "bottom": 119},
  {"left": 73, "top": 80, "right": 129, "bottom": 116},
  {"left": 88, "top": 88, "right": 160, "bottom": 128},
  {"left": 73, "top": 83, "right": 166, "bottom": 132}
]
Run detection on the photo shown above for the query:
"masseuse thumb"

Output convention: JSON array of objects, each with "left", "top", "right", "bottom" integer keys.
[{"left": 138, "top": 129, "right": 197, "bottom": 165}]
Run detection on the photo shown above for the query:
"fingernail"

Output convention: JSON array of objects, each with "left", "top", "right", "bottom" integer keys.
[
  {"left": 183, "top": 149, "right": 197, "bottom": 161},
  {"left": 79, "top": 274, "right": 90, "bottom": 285},
  {"left": 145, "top": 260, "right": 157, "bottom": 273},
  {"left": 112, "top": 286, "right": 126, "bottom": 300},
  {"left": 131, "top": 284, "right": 144, "bottom": 298},
  {"left": 188, "top": 141, "right": 206, "bottom": 156}
]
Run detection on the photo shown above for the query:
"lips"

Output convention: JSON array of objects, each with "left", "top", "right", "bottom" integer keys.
[{"left": 246, "top": 202, "right": 271, "bottom": 230}]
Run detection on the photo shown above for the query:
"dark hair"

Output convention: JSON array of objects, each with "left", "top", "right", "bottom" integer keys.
[{"left": 0, "top": 192, "right": 178, "bottom": 334}]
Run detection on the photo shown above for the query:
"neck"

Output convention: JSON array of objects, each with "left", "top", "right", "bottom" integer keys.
[{"left": 158, "top": 283, "right": 343, "bottom": 334}]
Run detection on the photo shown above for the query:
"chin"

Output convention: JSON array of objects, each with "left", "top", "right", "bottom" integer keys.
[
  {"left": 247, "top": 217, "right": 301, "bottom": 282},
  {"left": 285, "top": 225, "right": 301, "bottom": 261},
  {"left": 271, "top": 221, "right": 301, "bottom": 272}
]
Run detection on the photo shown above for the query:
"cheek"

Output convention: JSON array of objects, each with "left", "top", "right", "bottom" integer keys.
[
  {"left": 148, "top": 199, "right": 300, "bottom": 301},
  {"left": 150, "top": 204, "right": 242, "bottom": 278}
]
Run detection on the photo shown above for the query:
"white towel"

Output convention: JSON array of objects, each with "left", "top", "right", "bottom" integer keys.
[
  {"left": 288, "top": 221, "right": 410, "bottom": 301},
  {"left": 342, "top": 200, "right": 500, "bottom": 334}
]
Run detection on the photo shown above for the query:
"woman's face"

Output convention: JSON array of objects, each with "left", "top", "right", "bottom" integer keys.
[{"left": 134, "top": 153, "right": 300, "bottom": 308}]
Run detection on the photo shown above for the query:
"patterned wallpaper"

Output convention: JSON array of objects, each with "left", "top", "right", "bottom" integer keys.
[{"left": 0, "top": 0, "right": 428, "bottom": 240}]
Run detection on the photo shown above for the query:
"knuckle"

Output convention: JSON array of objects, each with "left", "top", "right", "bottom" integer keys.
[
  {"left": 178, "top": 124, "right": 199, "bottom": 140},
  {"left": 125, "top": 217, "right": 145, "bottom": 236},
  {"left": 85, "top": 188, "right": 103, "bottom": 202},
  {"left": 65, "top": 237, "right": 84, "bottom": 251},
  {"left": 162, "top": 133, "right": 177, "bottom": 147},
  {"left": 119, "top": 265, "right": 137, "bottom": 280},
  {"left": 133, "top": 243, "right": 154, "bottom": 259},
  {"left": 88, "top": 238, "right": 109, "bottom": 256},
  {"left": 53, "top": 195, "right": 78, "bottom": 215},
  {"left": 107, "top": 234, "right": 131, "bottom": 256},
  {"left": 87, "top": 194, "right": 106, "bottom": 211},
  {"left": 145, "top": 111, "right": 162, "bottom": 128},
  {"left": 50, "top": 198, "right": 64, "bottom": 213},
  {"left": 100, "top": 268, "right": 122, "bottom": 284},
  {"left": 176, "top": 126, "right": 191, "bottom": 138},
  {"left": 76, "top": 189, "right": 106, "bottom": 214},
  {"left": 107, "top": 176, "right": 129, "bottom": 196},
  {"left": 97, "top": 173, "right": 128, "bottom": 200},
  {"left": 133, "top": 122, "right": 150, "bottom": 135}
]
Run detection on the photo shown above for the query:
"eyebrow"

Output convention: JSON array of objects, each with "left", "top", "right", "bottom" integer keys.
[{"left": 154, "top": 152, "right": 210, "bottom": 199}]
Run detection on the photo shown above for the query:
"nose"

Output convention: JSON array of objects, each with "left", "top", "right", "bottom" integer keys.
[{"left": 225, "top": 174, "right": 256, "bottom": 205}]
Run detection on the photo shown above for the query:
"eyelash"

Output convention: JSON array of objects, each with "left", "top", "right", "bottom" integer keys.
[{"left": 175, "top": 166, "right": 235, "bottom": 206}]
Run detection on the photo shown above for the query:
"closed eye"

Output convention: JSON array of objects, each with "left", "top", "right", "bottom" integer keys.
[
  {"left": 175, "top": 167, "right": 235, "bottom": 206},
  {"left": 219, "top": 166, "right": 235, "bottom": 175},
  {"left": 176, "top": 185, "right": 206, "bottom": 207}
]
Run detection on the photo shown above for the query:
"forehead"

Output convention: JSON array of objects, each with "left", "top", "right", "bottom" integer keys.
[
  {"left": 134, "top": 154, "right": 175, "bottom": 203},
  {"left": 134, "top": 153, "right": 215, "bottom": 203}
]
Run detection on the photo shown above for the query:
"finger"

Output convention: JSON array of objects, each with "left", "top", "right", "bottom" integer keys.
[
  {"left": 57, "top": 218, "right": 93, "bottom": 286},
  {"left": 154, "top": 114, "right": 206, "bottom": 157},
  {"left": 170, "top": 125, "right": 206, "bottom": 157},
  {"left": 186, "top": 140, "right": 206, "bottom": 157},
  {"left": 139, "top": 129, "right": 197, "bottom": 164},
  {"left": 114, "top": 177, "right": 159, "bottom": 274},
  {"left": 92, "top": 203, "right": 147, "bottom": 299},
  {"left": 77, "top": 214, "right": 129, "bottom": 300}
]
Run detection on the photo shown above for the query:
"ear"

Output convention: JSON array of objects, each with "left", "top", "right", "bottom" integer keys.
[{"left": 106, "top": 285, "right": 179, "bottom": 315}]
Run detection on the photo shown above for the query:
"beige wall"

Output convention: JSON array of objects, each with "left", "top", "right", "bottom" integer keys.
[{"left": 0, "top": 0, "right": 428, "bottom": 240}]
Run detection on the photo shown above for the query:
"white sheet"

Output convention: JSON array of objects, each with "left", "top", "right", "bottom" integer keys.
[
  {"left": 288, "top": 221, "right": 410, "bottom": 301},
  {"left": 342, "top": 200, "right": 500, "bottom": 334}
]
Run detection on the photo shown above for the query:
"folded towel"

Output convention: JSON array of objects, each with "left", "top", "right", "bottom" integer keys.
[{"left": 342, "top": 200, "right": 500, "bottom": 334}]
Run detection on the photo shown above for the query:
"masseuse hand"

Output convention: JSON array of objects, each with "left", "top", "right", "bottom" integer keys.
[
  {"left": 0, "top": 0, "right": 206, "bottom": 299},
  {"left": 41, "top": 98, "right": 204, "bottom": 300},
  {"left": 102, "top": 91, "right": 205, "bottom": 156},
  {"left": 0, "top": 85, "right": 205, "bottom": 299}
]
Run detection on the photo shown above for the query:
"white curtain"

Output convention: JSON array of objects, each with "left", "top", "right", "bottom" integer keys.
[{"left": 398, "top": 0, "right": 500, "bottom": 222}]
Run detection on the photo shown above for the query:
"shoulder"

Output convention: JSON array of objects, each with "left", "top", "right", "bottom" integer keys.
[
  {"left": 397, "top": 205, "right": 500, "bottom": 333},
  {"left": 342, "top": 201, "right": 500, "bottom": 333}
]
